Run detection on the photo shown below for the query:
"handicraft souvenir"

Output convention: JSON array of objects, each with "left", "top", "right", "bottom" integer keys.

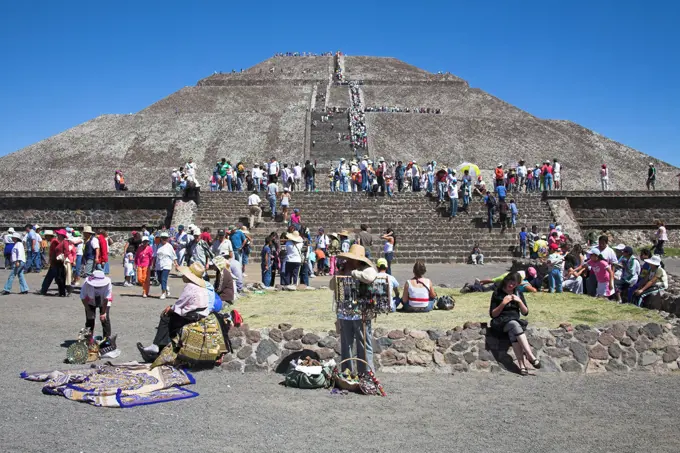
[{"left": 333, "top": 276, "right": 391, "bottom": 320}]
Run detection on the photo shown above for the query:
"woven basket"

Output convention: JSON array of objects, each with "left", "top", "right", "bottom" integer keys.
[{"left": 333, "top": 358, "right": 368, "bottom": 392}]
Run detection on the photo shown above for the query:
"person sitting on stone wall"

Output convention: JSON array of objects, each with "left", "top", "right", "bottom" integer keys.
[
  {"left": 489, "top": 272, "right": 541, "bottom": 375},
  {"left": 614, "top": 246, "right": 640, "bottom": 303},
  {"left": 632, "top": 255, "right": 668, "bottom": 307}
]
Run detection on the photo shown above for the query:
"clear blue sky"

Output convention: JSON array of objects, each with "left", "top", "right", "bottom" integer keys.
[{"left": 1, "top": 0, "right": 678, "bottom": 165}]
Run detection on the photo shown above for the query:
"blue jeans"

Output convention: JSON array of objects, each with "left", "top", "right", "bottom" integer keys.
[
  {"left": 226, "top": 175, "right": 233, "bottom": 191},
  {"left": 511, "top": 213, "right": 517, "bottom": 226},
  {"left": 463, "top": 194, "right": 470, "bottom": 208},
  {"left": 487, "top": 208, "right": 494, "bottom": 229},
  {"left": 437, "top": 182, "right": 446, "bottom": 201},
  {"left": 361, "top": 169, "right": 368, "bottom": 191},
  {"left": 75, "top": 255, "right": 83, "bottom": 278},
  {"left": 104, "top": 261, "right": 110, "bottom": 275},
  {"left": 4, "top": 262, "right": 28, "bottom": 293},
  {"left": 339, "top": 319, "right": 373, "bottom": 373},
  {"left": 340, "top": 176, "right": 348, "bottom": 192},
  {"left": 25, "top": 250, "right": 41, "bottom": 273},
  {"left": 160, "top": 269, "right": 170, "bottom": 292},
  {"left": 237, "top": 176, "right": 243, "bottom": 191},
  {"left": 299, "top": 262, "right": 309, "bottom": 286},
  {"left": 404, "top": 299, "right": 435, "bottom": 312},
  {"left": 544, "top": 174, "right": 553, "bottom": 191},
  {"left": 233, "top": 250, "right": 242, "bottom": 263},
  {"left": 262, "top": 266, "right": 272, "bottom": 287},
  {"left": 548, "top": 268, "right": 563, "bottom": 293},
  {"left": 427, "top": 174, "right": 434, "bottom": 193},
  {"left": 305, "top": 176, "right": 315, "bottom": 191},
  {"left": 330, "top": 180, "right": 335, "bottom": 192},
  {"left": 384, "top": 252, "right": 394, "bottom": 275},
  {"left": 520, "top": 242, "right": 526, "bottom": 258},
  {"left": 449, "top": 197, "right": 458, "bottom": 217},
  {"left": 268, "top": 196, "right": 277, "bottom": 219},
  {"left": 253, "top": 177, "right": 261, "bottom": 191}
]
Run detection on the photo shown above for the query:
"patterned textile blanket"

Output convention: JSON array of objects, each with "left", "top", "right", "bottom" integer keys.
[{"left": 21, "top": 362, "right": 198, "bottom": 408}]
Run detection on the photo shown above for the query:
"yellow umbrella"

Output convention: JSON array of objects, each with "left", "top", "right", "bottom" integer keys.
[{"left": 456, "top": 162, "right": 480, "bottom": 179}]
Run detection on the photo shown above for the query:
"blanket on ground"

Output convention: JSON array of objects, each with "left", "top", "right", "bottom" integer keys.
[{"left": 21, "top": 362, "right": 197, "bottom": 408}]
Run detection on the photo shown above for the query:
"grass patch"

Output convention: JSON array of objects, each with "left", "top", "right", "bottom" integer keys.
[
  {"left": 634, "top": 247, "right": 680, "bottom": 257},
  {"left": 237, "top": 287, "right": 663, "bottom": 332}
]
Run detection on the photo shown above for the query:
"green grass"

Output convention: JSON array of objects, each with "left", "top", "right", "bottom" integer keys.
[
  {"left": 236, "top": 287, "right": 662, "bottom": 332},
  {"left": 635, "top": 247, "right": 680, "bottom": 257}
]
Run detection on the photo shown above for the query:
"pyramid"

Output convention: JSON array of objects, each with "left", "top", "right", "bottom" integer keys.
[{"left": 0, "top": 54, "right": 675, "bottom": 191}]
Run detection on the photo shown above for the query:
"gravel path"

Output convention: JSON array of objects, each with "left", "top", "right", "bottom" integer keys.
[{"left": 1, "top": 267, "right": 679, "bottom": 452}]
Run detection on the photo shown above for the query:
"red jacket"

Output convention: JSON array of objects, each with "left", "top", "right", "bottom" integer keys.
[{"left": 97, "top": 234, "right": 109, "bottom": 263}]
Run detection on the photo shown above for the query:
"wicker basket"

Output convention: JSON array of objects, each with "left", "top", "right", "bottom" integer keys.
[{"left": 333, "top": 358, "right": 368, "bottom": 392}]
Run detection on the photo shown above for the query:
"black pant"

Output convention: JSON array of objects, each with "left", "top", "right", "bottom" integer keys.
[
  {"left": 54, "top": 265, "right": 67, "bottom": 296},
  {"left": 377, "top": 175, "right": 385, "bottom": 193},
  {"left": 85, "top": 300, "right": 111, "bottom": 338},
  {"left": 285, "top": 262, "right": 301, "bottom": 285},
  {"left": 153, "top": 311, "right": 194, "bottom": 348},
  {"left": 396, "top": 177, "right": 403, "bottom": 192}
]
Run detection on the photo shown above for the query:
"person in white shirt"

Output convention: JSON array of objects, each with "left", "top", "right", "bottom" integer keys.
[
  {"left": 654, "top": 220, "right": 668, "bottom": 256},
  {"left": 553, "top": 159, "right": 562, "bottom": 189},
  {"left": 284, "top": 231, "right": 303, "bottom": 285},
  {"left": 447, "top": 172, "right": 459, "bottom": 218},
  {"left": 153, "top": 232, "right": 178, "bottom": 299},
  {"left": 2, "top": 233, "right": 29, "bottom": 294},
  {"left": 516, "top": 161, "right": 527, "bottom": 192},
  {"left": 175, "top": 225, "right": 189, "bottom": 266},
  {"left": 185, "top": 158, "right": 197, "bottom": 177},
  {"left": 268, "top": 157, "right": 279, "bottom": 178},
  {"left": 293, "top": 162, "right": 302, "bottom": 191},
  {"left": 211, "top": 229, "right": 234, "bottom": 260},
  {"left": 248, "top": 190, "right": 263, "bottom": 228},
  {"left": 252, "top": 166, "right": 263, "bottom": 192},
  {"left": 267, "top": 178, "right": 279, "bottom": 219}
]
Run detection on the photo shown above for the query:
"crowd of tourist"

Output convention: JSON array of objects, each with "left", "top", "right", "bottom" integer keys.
[
  {"left": 465, "top": 221, "right": 670, "bottom": 309},
  {"left": 348, "top": 81, "right": 367, "bottom": 149},
  {"left": 274, "top": 52, "right": 336, "bottom": 57},
  {"left": 364, "top": 106, "right": 442, "bottom": 114}
]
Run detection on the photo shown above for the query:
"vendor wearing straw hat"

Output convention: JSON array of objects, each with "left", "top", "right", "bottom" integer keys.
[
  {"left": 330, "top": 244, "right": 377, "bottom": 374},
  {"left": 137, "top": 262, "right": 215, "bottom": 362}
]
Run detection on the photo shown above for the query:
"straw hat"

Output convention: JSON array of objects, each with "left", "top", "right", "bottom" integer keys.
[
  {"left": 286, "top": 231, "right": 303, "bottom": 243},
  {"left": 43, "top": 230, "right": 54, "bottom": 237},
  {"left": 82, "top": 225, "right": 94, "bottom": 234},
  {"left": 85, "top": 270, "right": 111, "bottom": 288},
  {"left": 337, "top": 244, "right": 373, "bottom": 267},
  {"left": 338, "top": 230, "right": 351, "bottom": 237},
  {"left": 177, "top": 262, "right": 207, "bottom": 288},
  {"left": 212, "top": 255, "right": 231, "bottom": 272}
]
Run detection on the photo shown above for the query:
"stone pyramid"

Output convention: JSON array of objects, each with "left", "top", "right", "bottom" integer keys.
[{"left": 0, "top": 54, "right": 675, "bottom": 191}]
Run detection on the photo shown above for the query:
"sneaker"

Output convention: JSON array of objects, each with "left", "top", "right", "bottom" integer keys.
[
  {"left": 142, "top": 293, "right": 147, "bottom": 298},
  {"left": 160, "top": 293, "right": 166, "bottom": 300}
]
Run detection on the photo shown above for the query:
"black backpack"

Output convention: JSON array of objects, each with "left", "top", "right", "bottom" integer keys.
[
  {"left": 486, "top": 195, "right": 497, "bottom": 208},
  {"left": 436, "top": 296, "right": 455, "bottom": 310}
]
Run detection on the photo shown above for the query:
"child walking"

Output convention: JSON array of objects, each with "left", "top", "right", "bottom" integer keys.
[{"left": 123, "top": 251, "right": 134, "bottom": 287}]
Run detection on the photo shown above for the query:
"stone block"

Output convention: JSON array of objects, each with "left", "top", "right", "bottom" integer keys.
[
  {"left": 626, "top": 325, "right": 640, "bottom": 341},
  {"left": 604, "top": 360, "right": 628, "bottom": 372},
  {"left": 278, "top": 323, "right": 293, "bottom": 331},
  {"left": 392, "top": 339, "right": 415, "bottom": 353},
  {"left": 256, "top": 339, "right": 279, "bottom": 364},
  {"left": 318, "top": 336, "right": 337, "bottom": 348},
  {"left": 406, "top": 350, "right": 432, "bottom": 366},
  {"left": 639, "top": 351, "right": 659, "bottom": 367},
  {"left": 560, "top": 360, "right": 582, "bottom": 372},
  {"left": 545, "top": 347, "right": 570, "bottom": 358},
  {"left": 433, "top": 350, "right": 446, "bottom": 366},
  {"left": 569, "top": 342, "right": 589, "bottom": 365},
  {"left": 237, "top": 345, "right": 253, "bottom": 360},
  {"left": 634, "top": 335, "right": 652, "bottom": 352},
  {"left": 663, "top": 345, "right": 680, "bottom": 363},
  {"left": 416, "top": 338, "right": 435, "bottom": 353},
  {"left": 283, "top": 340, "right": 303, "bottom": 351},
  {"left": 608, "top": 343, "right": 622, "bottom": 359},
  {"left": 451, "top": 341, "right": 469, "bottom": 352},
  {"left": 223, "top": 360, "right": 244, "bottom": 372},
  {"left": 463, "top": 352, "right": 477, "bottom": 364},
  {"left": 380, "top": 350, "right": 406, "bottom": 367},
  {"left": 436, "top": 338, "right": 453, "bottom": 349},
  {"left": 283, "top": 328, "right": 304, "bottom": 341},
  {"left": 589, "top": 344, "right": 609, "bottom": 360},
  {"left": 302, "top": 333, "right": 320, "bottom": 345},
  {"left": 478, "top": 349, "right": 494, "bottom": 362},
  {"left": 642, "top": 323, "right": 663, "bottom": 339},
  {"left": 597, "top": 332, "right": 616, "bottom": 346},
  {"left": 444, "top": 352, "right": 462, "bottom": 365},
  {"left": 268, "top": 328, "right": 283, "bottom": 342},
  {"left": 620, "top": 336, "right": 633, "bottom": 347},
  {"left": 316, "top": 348, "right": 335, "bottom": 360},
  {"left": 409, "top": 330, "right": 429, "bottom": 339},
  {"left": 574, "top": 330, "right": 598, "bottom": 345},
  {"left": 246, "top": 330, "right": 261, "bottom": 344},
  {"left": 388, "top": 330, "right": 405, "bottom": 340},
  {"left": 451, "top": 363, "right": 469, "bottom": 373},
  {"left": 610, "top": 323, "right": 627, "bottom": 340}
]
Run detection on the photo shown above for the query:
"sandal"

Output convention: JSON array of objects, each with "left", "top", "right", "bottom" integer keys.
[
  {"left": 531, "top": 359, "right": 541, "bottom": 369},
  {"left": 520, "top": 367, "right": 529, "bottom": 376}
]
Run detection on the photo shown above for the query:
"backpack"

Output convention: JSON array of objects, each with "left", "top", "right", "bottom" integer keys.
[
  {"left": 499, "top": 202, "right": 509, "bottom": 215},
  {"left": 486, "top": 195, "right": 497, "bottom": 208},
  {"left": 436, "top": 296, "right": 455, "bottom": 310}
]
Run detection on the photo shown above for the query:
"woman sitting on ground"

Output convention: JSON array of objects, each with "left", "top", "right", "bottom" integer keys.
[
  {"left": 400, "top": 260, "right": 437, "bottom": 312},
  {"left": 137, "top": 262, "right": 220, "bottom": 362},
  {"left": 489, "top": 272, "right": 541, "bottom": 375}
]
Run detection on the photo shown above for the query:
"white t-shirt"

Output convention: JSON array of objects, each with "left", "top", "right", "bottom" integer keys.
[
  {"left": 517, "top": 165, "right": 527, "bottom": 177},
  {"left": 155, "top": 243, "right": 176, "bottom": 270},
  {"left": 89, "top": 237, "right": 100, "bottom": 250},
  {"left": 3, "top": 234, "right": 13, "bottom": 245},
  {"left": 285, "top": 241, "right": 302, "bottom": 263},
  {"left": 293, "top": 165, "right": 302, "bottom": 179},
  {"left": 269, "top": 161, "right": 279, "bottom": 176},
  {"left": 447, "top": 179, "right": 458, "bottom": 198},
  {"left": 11, "top": 242, "right": 25, "bottom": 263},
  {"left": 317, "top": 234, "right": 329, "bottom": 249},
  {"left": 248, "top": 194, "right": 261, "bottom": 206},
  {"left": 597, "top": 246, "right": 618, "bottom": 265},
  {"left": 553, "top": 162, "right": 561, "bottom": 174},
  {"left": 80, "top": 280, "right": 113, "bottom": 304},
  {"left": 267, "top": 183, "right": 278, "bottom": 198},
  {"left": 252, "top": 168, "right": 262, "bottom": 179},
  {"left": 211, "top": 239, "right": 234, "bottom": 258},
  {"left": 657, "top": 226, "right": 668, "bottom": 241}
]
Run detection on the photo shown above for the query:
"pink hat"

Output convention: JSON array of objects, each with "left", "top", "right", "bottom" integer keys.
[
  {"left": 55, "top": 229, "right": 68, "bottom": 237},
  {"left": 527, "top": 267, "right": 537, "bottom": 277}
]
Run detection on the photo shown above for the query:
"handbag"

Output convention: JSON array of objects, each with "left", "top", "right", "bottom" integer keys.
[{"left": 284, "top": 364, "right": 332, "bottom": 389}]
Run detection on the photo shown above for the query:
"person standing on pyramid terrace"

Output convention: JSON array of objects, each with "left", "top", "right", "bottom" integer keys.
[
  {"left": 267, "top": 176, "right": 279, "bottom": 221},
  {"left": 185, "top": 158, "right": 197, "bottom": 178},
  {"left": 553, "top": 159, "right": 562, "bottom": 190},
  {"left": 355, "top": 224, "right": 374, "bottom": 259},
  {"left": 494, "top": 164, "right": 504, "bottom": 189},
  {"left": 600, "top": 164, "right": 610, "bottom": 191},
  {"left": 395, "top": 161, "right": 405, "bottom": 193},
  {"left": 303, "top": 160, "right": 315, "bottom": 191},
  {"left": 647, "top": 162, "right": 657, "bottom": 190},
  {"left": 293, "top": 162, "right": 302, "bottom": 191},
  {"left": 516, "top": 160, "right": 527, "bottom": 192},
  {"left": 436, "top": 166, "right": 449, "bottom": 202},
  {"left": 542, "top": 160, "right": 554, "bottom": 191}
]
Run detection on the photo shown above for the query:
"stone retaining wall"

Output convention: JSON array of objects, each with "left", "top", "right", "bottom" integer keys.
[{"left": 221, "top": 321, "right": 680, "bottom": 374}]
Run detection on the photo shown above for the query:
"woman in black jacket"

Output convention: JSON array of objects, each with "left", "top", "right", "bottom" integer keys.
[{"left": 489, "top": 272, "right": 541, "bottom": 375}]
